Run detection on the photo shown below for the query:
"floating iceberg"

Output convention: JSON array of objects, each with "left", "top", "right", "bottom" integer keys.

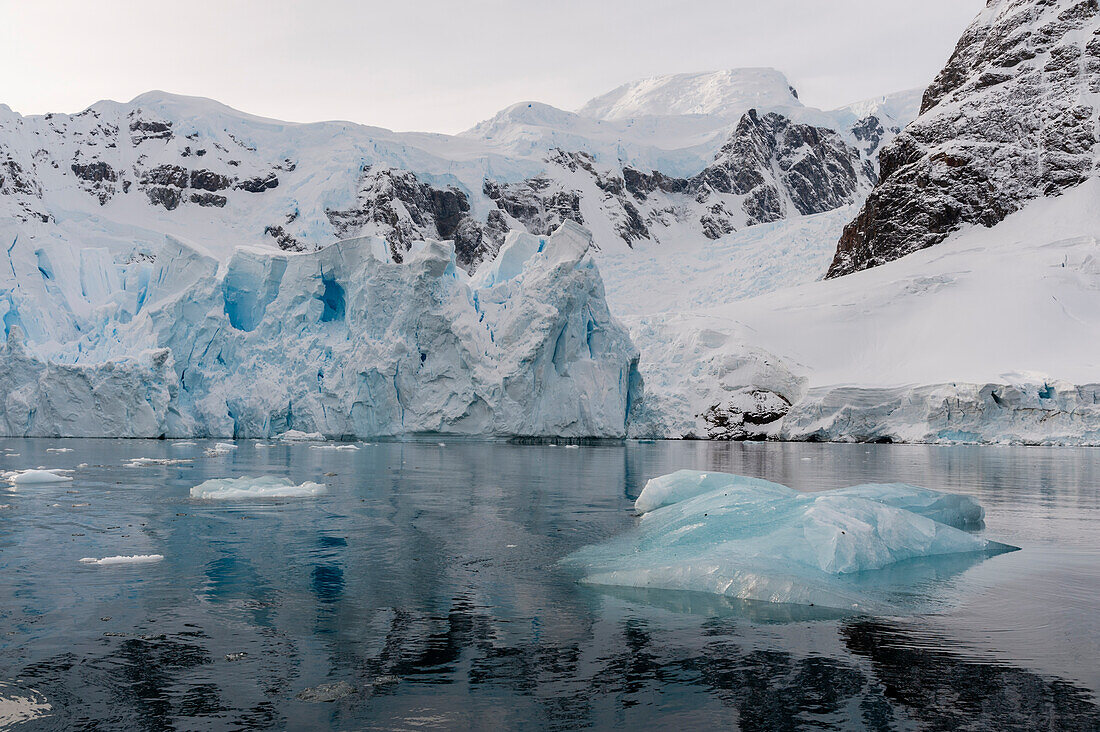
[
  {"left": 564, "top": 470, "right": 1014, "bottom": 612},
  {"left": 204, "top": 442, "right": 238, "bottom": 456},
  {"left": 124, "top": 457, "right": 193, "bottom": 467},
  {"left": 5, "top": 469, "right": 73, "bottom": 485},
  {"left": 79, "top": 554, "right": 164, "bottom": 565},
  {"left": 308, "top": 443, "right": 359, "bottom": 451},
  {"left": 190, "top": 476, "right": 326, "bottom": 500}
]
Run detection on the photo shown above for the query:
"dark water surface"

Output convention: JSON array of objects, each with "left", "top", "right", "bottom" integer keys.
[{"left": 1, "top": 439, "right": 1097, "bottom": 730}]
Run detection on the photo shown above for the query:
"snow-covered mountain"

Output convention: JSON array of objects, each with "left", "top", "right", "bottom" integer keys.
[
  {"left": 578, "top": 68, "right": 802, "bottom": 120},
  {"left": 0, "top": 69, "right": 911, "bottom": 274},
  {"left": 829, "top": 0, "right": 1100, "bottom": 276},
  {"left": 6, "top": 23, "right": 1095, "bottom": 445}
]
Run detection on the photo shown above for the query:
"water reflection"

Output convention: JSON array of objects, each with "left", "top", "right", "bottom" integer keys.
[{"left": 0, "top": 438, "right": 1097, "bottom": 729}]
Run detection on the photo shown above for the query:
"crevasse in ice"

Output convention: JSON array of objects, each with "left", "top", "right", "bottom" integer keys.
[{"left": 564, "top": 470, "right": 1015, "bottom": 612}]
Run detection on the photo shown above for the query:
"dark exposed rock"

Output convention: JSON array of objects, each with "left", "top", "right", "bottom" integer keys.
[
  {"left": 235, "top": 173, "right": 279, "bottom": 192},
  {"left": 622, "top": 168, "right": 691, "bottom": 198},
  {"left": 71, "top": 161, "right": 118, "bottom": 205},
  {"left": 701, "top": 109, "right": 870, "bottom": 225},
  {"left": 189, "top": 169, "right": 229, "bottom": 192},
  {"left": 190, "top": 192, "right": 227, "bottom": 207},
  {"left": 71, "top": 161, "right": 116, "bottom": 183},
  {"left": 327, "top": 167, "right": 494, "bottom": 269},
  {"left": 483, "top": 177, "right": 585, "bottom": 239},
  {"left": 146, "top": 186, "right": 181, "bottom": 210},
  {"left": 264, "top": 224, "right": 308, "bottom": 251},
  {"left": 702, "top": 389, "right": 792, "bottom": 440},
  {"left": 828, "top": 0, "right": 1100, "bottom": 278},
  {"left": 141, "top": 164, "right": 188, "bottom": 188},
  {"left": 128, "top": 116, "right": 173, "bottom": 143}
]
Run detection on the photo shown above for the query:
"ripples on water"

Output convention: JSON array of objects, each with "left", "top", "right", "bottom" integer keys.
[{"left": 0, "top": 439, "right": 1097, "bottom": 730}]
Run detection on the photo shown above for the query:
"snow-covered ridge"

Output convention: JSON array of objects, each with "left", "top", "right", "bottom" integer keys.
[
  {"left": 0, "top": 221, "right": 641, "bottom": 438},
  {"left": 0, "top": 68, "right": 916, "bottom": 282},
  {"left": 578, "top": 69, "right": 802, "bottom": 121}
]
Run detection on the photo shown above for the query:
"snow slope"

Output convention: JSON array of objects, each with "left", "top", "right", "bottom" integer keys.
[
  {"left": 578, "top": 69, "right": 802, "bottom": 121},
  {"left": 618, "top": 180, "right": 1100, "bottom": 444}
]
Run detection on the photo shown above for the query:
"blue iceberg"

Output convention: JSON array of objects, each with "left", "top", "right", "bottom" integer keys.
[{"left": 565, "top": 470, "right": 1016, "bottom": 613}]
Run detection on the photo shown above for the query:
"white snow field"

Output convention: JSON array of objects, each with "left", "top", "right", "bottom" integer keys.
[
  {"left": 190, "top": 476, "right": 326, "bottom": 500},
  {"left": 564, "top": 470, "right": 1013, "bottom": 612},
  {"left": 614, "top": 181, "right": 1100, "bottom": 444}
]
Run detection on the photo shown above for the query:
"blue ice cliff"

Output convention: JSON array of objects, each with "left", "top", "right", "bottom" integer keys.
[{"left": 0, "top": 221, "right": 642, "bottom": 437}]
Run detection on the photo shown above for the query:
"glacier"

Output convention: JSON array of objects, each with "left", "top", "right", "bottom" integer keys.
[
  {"left": 564, "top": 470, "right": 1014, "bottom": 612},
  {"left": 0, "top": 220, "right": 641, "bottom": 438}
]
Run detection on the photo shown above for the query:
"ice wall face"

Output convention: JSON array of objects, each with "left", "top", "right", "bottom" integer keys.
[
  {"left": 0, "top": 221, "right": 641, "bottom": 438},
  {"left": 828, "top": 0, "right": 1100, "bottom": 277}
]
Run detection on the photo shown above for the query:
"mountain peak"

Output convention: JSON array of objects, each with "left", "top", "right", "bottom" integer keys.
[{"left": 578, "top": 68, "right": 802, "bottom": 121}]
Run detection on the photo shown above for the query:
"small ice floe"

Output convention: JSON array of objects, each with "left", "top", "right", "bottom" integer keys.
[
  {"left": 190, "top": 476, "right": 326, "bottom": 500},
  {"left": 0, "top": 682, "right": 52, "bottom": 727},
  {"left": 254, "top": 443, "right": 276, "bottom": 448},
  {"left": 46, "top": 447, "right": 73, "bottom": 453},
  {"left": 204, "top": 443, "right": 238, "bottom": 456},
  {"left": 276, "top": 430, "right": 325, "bottom": 442},
  {"left": 308, "top": 444, "right": 359, "bottom": 451},
  {"left": 564, "top": 445, "right": 580, "bottom": 449},
  {"left": 5, "top": 469, "right": 73, "bottom": 485},
  {"left": 224, "top": 652, "right": 248, "bottom": 662},
  {"left": 437, "top": 442, "right": 446, "bottom": 447},
  {"left": 172, "top": 441, "right": 197, "bottom": 447},
  {"left": 124, "top": 457, "right": 193, "bottom": 467},
  {"left": 0, "top": 504, "right": 12, "bottom": 510},
  {"left": 77, "top": 463, "right": 88, "bottom": 468},
  {"left": 295, "top": 681, "right": 356, "bottom": 702},
  {"left": 79, "top": 554, "right": 165, "bottom": 566}
]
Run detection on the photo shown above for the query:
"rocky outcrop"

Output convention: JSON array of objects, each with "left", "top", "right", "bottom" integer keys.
[
  {"left": 326, "top": 166, "right": 494, "bottom": 269},
  {"left": 482, "top": 113, "right": 874, "bottom": 250},
  {"left": 828, "top": 0, "right": 1100, "bottom": 277}
]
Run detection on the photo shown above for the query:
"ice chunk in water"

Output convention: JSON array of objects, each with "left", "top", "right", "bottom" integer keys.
[
  {"left": 6, "top": 469, "right": 73, "bottom": 485},
  {"left": 79, "top": 554, "right": 164, "bottom": 565},
  {"left": 565, "top": 470, "right": 1014, "bottom": 612},
  {"left": 276, "top": 430, "right": 325, "bottom": 442},
  {"left": 190, "top": 476, "right": 326, "bottom": 499}
]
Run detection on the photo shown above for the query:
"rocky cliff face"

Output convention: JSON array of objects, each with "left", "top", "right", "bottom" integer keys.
[
  {"left": 484, "top": 111, "right": 876, "bottom": 250},
  {"left": 828, "top": 0, "right": 1100, "bottom": 278}
]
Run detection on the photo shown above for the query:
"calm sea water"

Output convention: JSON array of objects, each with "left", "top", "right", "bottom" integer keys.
[{"left": 1, "top": 439, "right": 1097, "bottom": 731}]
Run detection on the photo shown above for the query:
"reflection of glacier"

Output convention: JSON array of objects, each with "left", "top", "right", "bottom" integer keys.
[{"left": 0, "top": 221, "right": 641, "bottom": 437}]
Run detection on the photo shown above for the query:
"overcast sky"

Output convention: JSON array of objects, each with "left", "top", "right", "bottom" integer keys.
[{"left": 0, "top": 0, "right": 984, "bottom": 134}]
